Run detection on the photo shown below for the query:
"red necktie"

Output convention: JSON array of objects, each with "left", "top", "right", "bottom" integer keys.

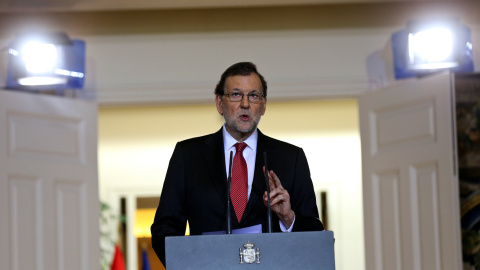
[{"left": 231, "top": 142, "right": 248, "bottom": 223}]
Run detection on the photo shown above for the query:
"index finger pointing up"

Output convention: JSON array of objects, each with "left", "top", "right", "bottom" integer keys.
[
  {"left": 263, "top": 166, "right": 277, "bottom": 191},
  {"left": 268, "top": 169, "right": 282, "bottom": 190}
]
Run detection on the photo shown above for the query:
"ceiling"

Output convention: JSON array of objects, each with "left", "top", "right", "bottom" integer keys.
[{"left": 0, "top": 0, "right": 451, "bottom": 13}]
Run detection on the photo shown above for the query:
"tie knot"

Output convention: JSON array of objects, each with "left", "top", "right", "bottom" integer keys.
[{"left": 235, "top": 142, "right": 247, "bottom": 153}]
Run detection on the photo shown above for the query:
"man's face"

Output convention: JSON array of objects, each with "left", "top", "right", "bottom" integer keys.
[{"left": 215, "top": 73, "right": 267, "bottom": 141}]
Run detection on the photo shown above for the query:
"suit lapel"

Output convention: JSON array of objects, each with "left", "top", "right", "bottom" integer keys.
[{"left": 243, "top": 130, "right": 279, "bottom": 221}]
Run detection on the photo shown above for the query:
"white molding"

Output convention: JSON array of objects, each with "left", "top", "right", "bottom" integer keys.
[
  {"left": 0, "top": 0, "right": 401, "bottom": 13},
  {"left": 270, "top": 77, "right": 370, "bottom": 99},
  {"left": 94, "top": 77, "right": 370, "bottom": 106}
]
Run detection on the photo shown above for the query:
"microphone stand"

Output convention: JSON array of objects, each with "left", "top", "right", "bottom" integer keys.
[
  {"left": 226, "top": 151, "right": 233, "bottom": 234},
  {"left": 263, "top": 152, "right": 272, "bottom": 233}
]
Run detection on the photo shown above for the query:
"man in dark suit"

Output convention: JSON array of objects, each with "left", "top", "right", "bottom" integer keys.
[{"left": 151, "top": 62, "right": 324, "bottom": 266}]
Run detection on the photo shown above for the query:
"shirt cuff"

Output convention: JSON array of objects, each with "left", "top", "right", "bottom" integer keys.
[{"left": 279, "top": 215, "right": 296, "bottom": 232}]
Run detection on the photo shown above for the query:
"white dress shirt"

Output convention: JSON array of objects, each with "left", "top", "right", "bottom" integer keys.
[{"left": 222, "top": 125, "right": 294, "bottom": 231}]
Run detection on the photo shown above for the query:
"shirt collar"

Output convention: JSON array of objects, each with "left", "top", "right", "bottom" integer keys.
[{"left": 222, "top": 124, "right": 258, "bottom": 152}]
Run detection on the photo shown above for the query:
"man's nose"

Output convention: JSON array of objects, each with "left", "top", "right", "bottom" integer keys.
[{"left": 240, "top": 94, "right": 250, "bottom": 108}]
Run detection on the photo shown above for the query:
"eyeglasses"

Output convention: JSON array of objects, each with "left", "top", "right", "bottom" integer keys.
[{"left": 224, "top": 92, "right": 265, "bottom": 103}]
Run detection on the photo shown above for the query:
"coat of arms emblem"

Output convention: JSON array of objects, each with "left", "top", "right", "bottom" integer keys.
[{"left": 239, "top": 241, "right": 260, "bottom": 264}]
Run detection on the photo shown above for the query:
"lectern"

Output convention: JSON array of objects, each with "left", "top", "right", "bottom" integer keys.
[{"left": 165, "top": 231, "right": 335, "bottom": 269}]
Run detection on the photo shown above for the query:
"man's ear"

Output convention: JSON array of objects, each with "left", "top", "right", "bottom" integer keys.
[{"left": 215, "top": 95, "right": 224, "bottom": 115}]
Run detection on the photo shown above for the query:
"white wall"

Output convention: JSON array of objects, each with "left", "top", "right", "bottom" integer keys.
[{"left": 84, "top": 28, "right": 383, "bottom": 104}]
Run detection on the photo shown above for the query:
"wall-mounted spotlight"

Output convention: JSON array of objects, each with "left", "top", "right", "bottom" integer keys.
[
  {"left": 391, "top": 18, "right": 474, "bottom": 79},
  {"left": 5, "top": 31, "right": 85, "bottom": 91}
]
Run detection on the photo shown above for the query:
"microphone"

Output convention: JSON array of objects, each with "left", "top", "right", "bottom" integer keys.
[
  {"left": 226, "top": 151, "right": 233, "bottom": 234},
  {"left": 263, "top": 152, "right": 272, "bottom": 233}
]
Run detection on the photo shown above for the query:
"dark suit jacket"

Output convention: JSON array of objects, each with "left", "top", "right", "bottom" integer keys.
[{"left": 151, "top": 128, "right": 324, "bottom": 265}]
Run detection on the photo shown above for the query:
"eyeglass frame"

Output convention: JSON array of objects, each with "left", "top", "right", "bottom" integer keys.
[{"left": 223, "top": 91, "right": 266, "bottom": 103}]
